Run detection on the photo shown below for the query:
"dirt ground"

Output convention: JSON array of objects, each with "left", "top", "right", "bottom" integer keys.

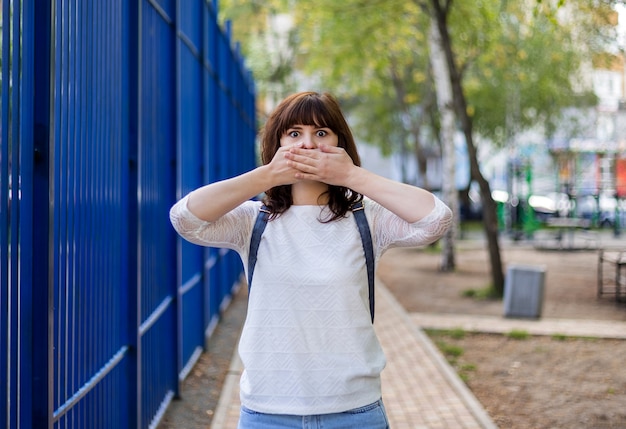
[{"left": 377, "top": 241, "right": 626, "bottom": 429}]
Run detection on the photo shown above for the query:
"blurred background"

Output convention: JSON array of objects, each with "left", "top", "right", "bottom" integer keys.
[{"left": 220, "top": 0, "right": 626, "bottom": 238}]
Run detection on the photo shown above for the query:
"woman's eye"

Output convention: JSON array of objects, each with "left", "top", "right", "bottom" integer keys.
[
  {"left": 316, "top": 130, "right": 327, "bottom": 137},
  {"left": 289, "top": 131, "right": 299, "bottom": 138}
]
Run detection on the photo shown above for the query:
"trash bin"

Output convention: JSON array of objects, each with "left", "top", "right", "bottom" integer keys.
[{"left": 503, "top": 264, "right": 546, "bottom": 318}]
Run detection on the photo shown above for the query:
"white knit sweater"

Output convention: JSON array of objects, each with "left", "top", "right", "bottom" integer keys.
[{"left": 169, "top": 196, "right": 452, "bottom": 415}]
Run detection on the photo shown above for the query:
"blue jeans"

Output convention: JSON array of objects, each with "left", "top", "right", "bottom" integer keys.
[{"left": 237, "top": 399, "right": 390, "bottom": 429}]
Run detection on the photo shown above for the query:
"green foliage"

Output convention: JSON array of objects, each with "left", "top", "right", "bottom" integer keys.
[
  {"left": 220, "top": 0, "right": 618, "bottom": 162},
  {"left": 455, "top": 0, "right": 600, "bottom": 145},
  {"left": 219, "top": 0, "right": 300, "bottom": 115},
  {"left": 289, "top": 0, "right": 612, "bottom": 176}
]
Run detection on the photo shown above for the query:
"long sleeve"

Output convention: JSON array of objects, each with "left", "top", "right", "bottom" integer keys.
[
  {"left": 368, "top": 195, "right": 453, "bottom": 259},
  {"left": 169, "top": 195, "right": 260, "bottom": 254}
]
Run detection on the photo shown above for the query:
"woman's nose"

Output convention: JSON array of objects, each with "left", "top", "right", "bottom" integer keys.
[{"left": 302, "top": 133, "right": 317, "bottom": 149}]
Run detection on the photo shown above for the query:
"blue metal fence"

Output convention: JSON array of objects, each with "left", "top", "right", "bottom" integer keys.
[{"left": 0, "top": 1, "right": 256, "bottom": 428}]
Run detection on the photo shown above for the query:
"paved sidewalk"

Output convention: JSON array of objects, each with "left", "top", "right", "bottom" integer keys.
[{"left": 210, "top": 282, "right": 498, "bottom": 429}]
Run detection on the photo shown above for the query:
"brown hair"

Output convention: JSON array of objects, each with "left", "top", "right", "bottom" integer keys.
[{"left": 260, "top": 91, "right": 362, "bottom": 221}]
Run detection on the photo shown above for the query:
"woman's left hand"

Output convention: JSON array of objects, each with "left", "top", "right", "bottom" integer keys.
[{"left": 284, "top": 144, "right": 355, "bottom": 186}]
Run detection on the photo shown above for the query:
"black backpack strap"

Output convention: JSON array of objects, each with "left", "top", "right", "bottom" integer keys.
[
  {"left": 351, "top": 201, "right": 375, "bottom": 323},
  {"left": 247, "top": 205, "right": 270, "bottom": 291}
]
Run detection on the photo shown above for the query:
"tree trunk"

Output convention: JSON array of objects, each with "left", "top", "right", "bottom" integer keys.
[
  {"left": 412, "top": 132, "right": 429, "bottom": 189},
  {"left": 389, "top": 63, "right": 429, "bottom": 188},
  {"left": 428, "top": 18, "right": 457, "bottom": 272},
  {"left": 430, "top": 0, "right": 505, "bottom": 294}
]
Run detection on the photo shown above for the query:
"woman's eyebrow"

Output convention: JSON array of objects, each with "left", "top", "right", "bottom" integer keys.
[{"left": 286, "top": 124, "right": 330, "bottom": 130}]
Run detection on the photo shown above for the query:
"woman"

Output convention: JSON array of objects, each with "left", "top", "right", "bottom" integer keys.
[{"left": 170, "top": 91, "right": 452, "bottom": 428}]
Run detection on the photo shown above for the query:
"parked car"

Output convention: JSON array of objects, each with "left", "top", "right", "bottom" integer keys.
[
  {"left": 528, "top": 192, "right": 572, "bottom": 222},
  {"left": 576, "top": 193, "right": 617, "bottom": 228}
]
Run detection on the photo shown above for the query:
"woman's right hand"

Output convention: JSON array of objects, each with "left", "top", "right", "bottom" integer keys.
[
  {"left": 265, "top": 144, "right": 303, "bottom": 186},
  {"left": 185, "top": 144, "right": 308, "bottom": 222},
  {"left": 185, "top": 146, "right": 298, "bottom": 221}
]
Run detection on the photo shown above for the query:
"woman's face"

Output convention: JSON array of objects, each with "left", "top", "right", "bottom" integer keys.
[{"left": 279, "top": 124, "right": 339, "bottom": 149}]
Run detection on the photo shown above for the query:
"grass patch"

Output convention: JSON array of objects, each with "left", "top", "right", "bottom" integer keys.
[
  {"left": 424, "top": 327, "right": 467, "bottom": 339},
  {"left": 436, "top": 341, "right": 464, "bottom": 358},
  {"left": 506, "top": 329, "right": 530, "bottom": 340},
  {"left": 550, "top": 333, "right": 600, "bottom": 342},
  {"left": 462, "top": 286, "right": 500, "bottom": 300},
  {"left": 458, "top": 363, "right": 477, "bottom": 382},
  {"left": 460, "top": 363, "right": 477, "bottom": 372},
  {"left": 447, "top": 328, "right": 467, "bottom": 339},
  {"left": 425, "top": 330, "right": 477, "bottom": 385},
  {"left": 579, "top": 336, "right": 600, "bottom": 342}
]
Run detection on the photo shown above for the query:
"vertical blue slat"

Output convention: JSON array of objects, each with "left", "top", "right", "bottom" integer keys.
[
  {"left": 175, "top": 0, "right": 183, "bottom": 395},
  {"left": 31, "top": 0, "right": 53, "bottom": 424},
  {"left": 95, "top": 1, "right": 104, "bottom": 424},
  {"left": 124, "top": 0, "right": 140, "bottom": 426},
  {"left": 54, "top": 0, "right": 68, "bottom": 421},
  {"left": 206, "top": 1, "right": 220, "bottom": 327},
  {"left": 51, "top": 0, "right": 63, "bottom": 423},
  {"left": 177, "top": 0, "right": 205, "bottom": 376},
  {"left": 201, "top": 0, "right": 211, "bottom": 329},
  {"left": 1, "top": 0, "right": 11, "bottom": 426},
  {"left": 224, "top": 23, "right": 237, "bottom": 294},
  {"left": 227, "top": 21, "right": 239, "bottom": 297},
  {"left": 66, "top": 2, "right": 77, "bottom": 425},
  {"left": 217, "top": 23, "right": 228, "bottom": 302},
  {"left": 18, "top": 0, "right": 36, "bottom": 427},
  {"left": 78, "top": 1, "right": 88, "bottom": 424}
]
